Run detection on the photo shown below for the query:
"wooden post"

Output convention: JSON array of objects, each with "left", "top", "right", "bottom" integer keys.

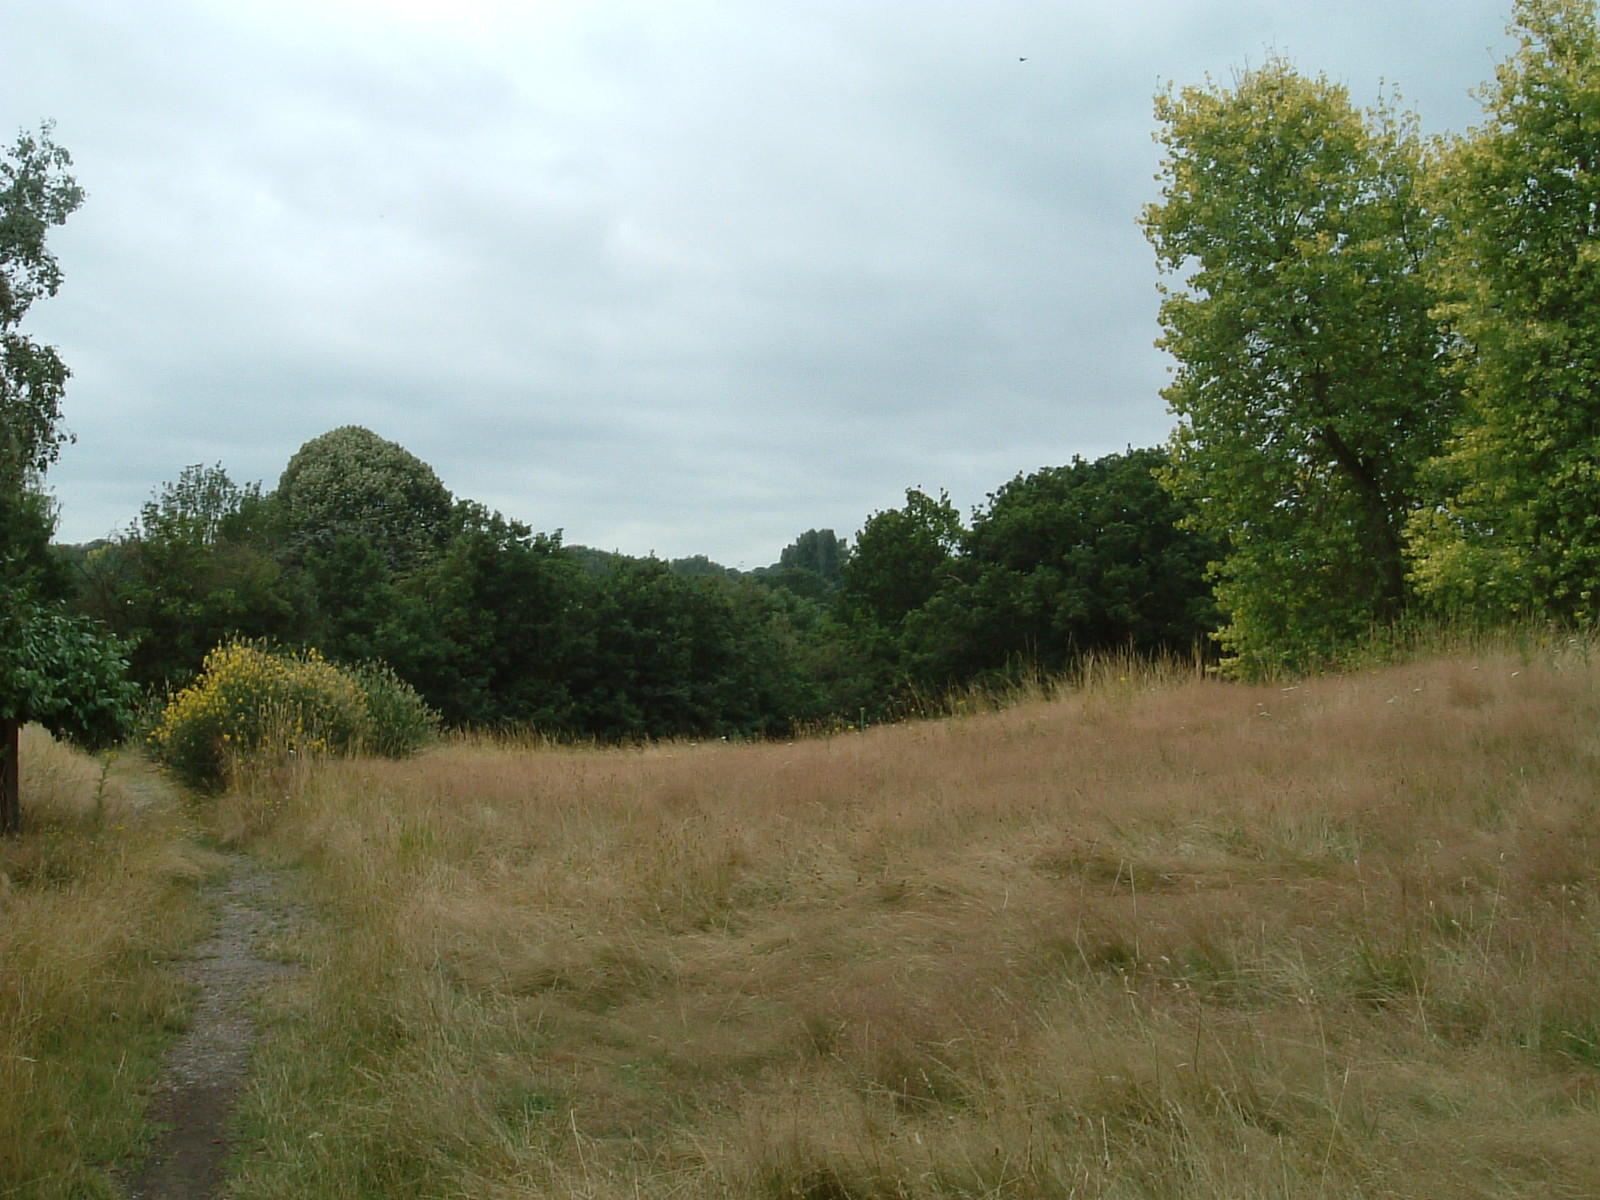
[{"left": 0, "top": 718, "right": 18, "bottom": 835}]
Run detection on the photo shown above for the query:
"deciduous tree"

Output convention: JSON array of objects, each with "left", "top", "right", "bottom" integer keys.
[
  {"left": 277, "top": 425, "right": 453, "bottom": 574},
  {"left": 1144, "top": 62, "right": 1455, "bottom": 674},
  {"left": 1408, "top": 0, "right": 1600, "bottom": 620},
  {"left": 381, "top": 502, "right": 589, "bottom": 728},
  {"left": 0, "top": 122, "right": 83, "bottom": 488},
  {"left": 0, "top": 124, "right": 134, "bottom": 829},
  {"left": 839, "top": 489, "right": 961, "bottom": 633},
  {"left": 906, "top": 449, "right": 1219, "bottom": 684},
  {"left": 86, "top": 465, "right": 300, "bottom": 689}
]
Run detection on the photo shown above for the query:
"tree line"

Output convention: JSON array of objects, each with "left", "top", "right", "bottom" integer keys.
[{"left": 55, "top": 429, "right": 1218, "bottom": 739}]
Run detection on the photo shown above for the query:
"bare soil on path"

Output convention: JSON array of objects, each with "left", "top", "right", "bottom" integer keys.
[{"left": 119, "top": 851, "right": 302, "bottom": 1200}]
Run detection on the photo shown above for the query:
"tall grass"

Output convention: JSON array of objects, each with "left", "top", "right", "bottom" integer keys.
[
  {"left": 230, "top": 642, "right": 1600, "bottom": 1198},
  {"left": 0, "top": 728, "right": 218, "bottom": 1198}
]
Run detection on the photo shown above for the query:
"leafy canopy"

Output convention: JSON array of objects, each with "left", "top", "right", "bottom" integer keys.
[
  {"left": 905, "top": 449, "right": 1220, "bottom": 684},
  {"left": 278, "top": 425, "right": 454, "bottom": 574},
  {"left": 0, "top": 124, "right": 136, "bottom": 768},
  {"left": 0, "top": 122, "right": 84, "bottom": 486},
  {"left": 839, "top": 489, "right": 961, "bottom": 633},
  {"left": 1408, "top": 0, "right": 1600, "bottom": 620},
  {"left": 96, "top": 464, "right": 299, "bottom": 691},
  {"left": 1144, "top": 61, "right": 1455, "bottom": 675}
]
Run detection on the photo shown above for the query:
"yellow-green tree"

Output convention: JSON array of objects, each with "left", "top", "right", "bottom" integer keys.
[
  {"left": 1144, "top": 62, "right": 1457, "bottom": 675},
  {"left": 1409, "top": 0, "right": 1600, "bottom": 621}
]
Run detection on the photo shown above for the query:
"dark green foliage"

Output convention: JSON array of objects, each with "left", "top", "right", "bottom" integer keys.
[
  {"left": 780, "top": 529, "right": 848, "bottom": 583},
  {"left": 566, "top": 545, "right": 623, "bottom": 578},
  {"left": 839, "top": 490, "right": 962, "bottom": 632},
  {"left": 668, "top": 554, "right": 738, "bottom": 579},
  {"left": 76, "top": 465, "right": 301, "bottom": 691},
  {"left": 757, "top": 529, "right": 849, "bottom": 603},
  {"left": 2, "top": 485, "right": 72, "bottom": 603},
  {"left": 381, "top": 503, "right": 588, "bottom": 729},
  {"left": 0, "top": 122, "right": 83, "bottom": 486},
  {"left": 299, "top": 533, "right": 395, "bottom": 666},
  {"left": 0, "top": 123, "right": 135, "bottom": 829},
  {"left": 577, "top": 559, "right": 815, "bottom": 740},
  {"left": 60, "top": 421, "right": 1225, "bottom": 744},
  {"left": 906, "top": 449, "right": 1219, "bottom": 685},
  {"left": 0, "top": 598, "right": 138, "bottom": 750}
]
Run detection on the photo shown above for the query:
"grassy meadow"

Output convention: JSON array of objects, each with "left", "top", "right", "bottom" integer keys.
[
  {"left": 0, "top": 729, "right": 219, "bottom": 1198},
  {"left": 212, "top": 645, "right": 1600, "bottom": 1199}
]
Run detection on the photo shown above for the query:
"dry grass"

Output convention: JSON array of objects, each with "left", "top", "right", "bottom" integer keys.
[
  {"left": 0, "top": 727, "right": 218, "bottom": 1198},
  {"left": 228, "top": 647, "right": 1600, "bottom": 1198}
]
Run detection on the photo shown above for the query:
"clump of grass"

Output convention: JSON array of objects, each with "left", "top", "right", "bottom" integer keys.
[
  {"left": 0, "top": 727, "right": 215, "bottom": 1198},
  {"left": 228, "top": 648, "right": 1600, "bottom": 1198}
]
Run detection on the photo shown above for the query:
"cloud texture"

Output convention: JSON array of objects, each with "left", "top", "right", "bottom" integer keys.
[{"left": 5, "top": 0, "right": 1510, "bottom": 564}]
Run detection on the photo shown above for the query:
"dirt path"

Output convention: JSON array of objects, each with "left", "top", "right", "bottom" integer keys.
[{"left": 120, "top": 852, "right": 302, "bottom": 1199}]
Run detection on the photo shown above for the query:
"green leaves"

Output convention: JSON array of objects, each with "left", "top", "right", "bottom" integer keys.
[
  {"left": 1145, "top": 61, "right": 1456, "bottom": 674},
  {"left": 917, "top": 449, "right": 1218, "bottom": 682},
  {"left": 1408, "top": 0, "right": 1600, "bottom": 621},
  {"left": 0, "top": 125, "right": 137, "bottom": 770},
  {"left": 0, "top": 123, "right": 83, "bottom": 486},
  {"left": 840, "top": 489, "right": 962, "bottom": 632},
  {"left": 278, "top": 426, "right": 454, "bottom": 575},
  {"left": 0, "top": 596, "right": 138, "bottom": 750}
]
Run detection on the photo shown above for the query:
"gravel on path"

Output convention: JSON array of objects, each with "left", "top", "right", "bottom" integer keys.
[{"left": 120, "top": 854, "right": 302, "bottom": 1200}]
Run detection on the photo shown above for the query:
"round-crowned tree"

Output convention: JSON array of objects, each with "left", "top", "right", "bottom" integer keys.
[{"left": 277, "top": 426, "right": 453, "bottom": 574}]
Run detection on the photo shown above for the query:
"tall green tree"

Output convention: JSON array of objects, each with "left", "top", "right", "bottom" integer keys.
[
  {"left": 906, "top": 449, "right": 1220, "bottom": 685},
  {"left": 781, "top": 528, "right": 848, "bottom": 582},
  {"left": 0, "top": 124, "right": 135, "bottom": 830},
  {"left": 839, "top": 489, "right": 962, "bottom": 633},
  {"left": 0, "top": 121, "right": 81, "bottom": 604},
  {"left": 381, "top": 503, "right": 589, "bottom": 728},
  {"left": 1408, "top": 0, "right": 1600, "bottom": 620},
  {"left": 81, "top": 465, "right": 299, "bottom": 690},
  {"left": 277, "top": 425, "right": 453, "bottom": 575},
  {"left": 575, "top": 559, "right": 770, "bottom": 740},
  {"left": 1144, "top": 61, "right": 1456, "bottom": 674},
  {"left": 761, "top": 528, "right": 849, "bottom": 603},
  {"left": 1, "top": 122, "right": 83, "bottom": 489},
  {"left": 276, "top": 426, "right": 453, "bottom": 659}
]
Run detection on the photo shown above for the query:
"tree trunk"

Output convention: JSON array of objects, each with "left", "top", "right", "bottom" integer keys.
[
  {"left": 1315, "top": 422, "right": 1407, "bottom": 619},
  {"left": 1308, "top": 370, "right": 1407, "bottom": 621},
  {"left": 0, "top": 718, "right": 18, "bottom": 835}
]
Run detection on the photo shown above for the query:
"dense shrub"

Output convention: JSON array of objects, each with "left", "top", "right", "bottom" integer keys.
[
  {"left": 348, "top": 660, "right": 440, "bottom": 758},
  {"left": 148, "top": 642, "right": 435, "bottom": 791}
]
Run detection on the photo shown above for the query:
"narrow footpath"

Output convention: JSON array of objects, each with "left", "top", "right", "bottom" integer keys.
[{"left": 120, "top": 853, "right": 302, "bottom": 1200}]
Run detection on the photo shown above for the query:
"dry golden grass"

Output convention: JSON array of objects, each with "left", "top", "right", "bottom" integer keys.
[
  {"left": 229, "top": 648, "right": 1600, "bottom": 1198},
  {"left": 0, "top": 727, "right": 218, "bottom": 1198}
]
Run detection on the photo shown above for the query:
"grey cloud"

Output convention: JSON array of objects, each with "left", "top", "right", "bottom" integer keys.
[{"left": 7, "top": 0, "right": 1514, "bottom": 565}]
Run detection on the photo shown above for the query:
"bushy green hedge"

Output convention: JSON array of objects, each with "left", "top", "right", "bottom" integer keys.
[
  {"left": 148, "top": 642, "right": 437, "bottom": 791},
  {"left": 347, "top": 660, "right": 441, "bottom": 759}
]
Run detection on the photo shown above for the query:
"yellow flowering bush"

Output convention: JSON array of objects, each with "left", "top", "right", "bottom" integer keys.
[{"left": 148, "top": 642, "right": 436, "bottom": 791}]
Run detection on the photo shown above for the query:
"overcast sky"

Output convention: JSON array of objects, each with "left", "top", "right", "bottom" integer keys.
[{"left": 5, "top": 0, "right": 1515, "bottom": 567}]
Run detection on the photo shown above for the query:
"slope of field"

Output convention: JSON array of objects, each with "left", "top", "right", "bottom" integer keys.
[{"left": 230, "top": 652, "right": 1600, "bottom": 1199}]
